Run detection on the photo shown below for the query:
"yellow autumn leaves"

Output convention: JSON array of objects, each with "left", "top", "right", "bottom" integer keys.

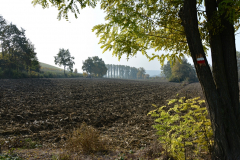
[{"left": 148, "top": 96, "right": 213, "bottom": 159}]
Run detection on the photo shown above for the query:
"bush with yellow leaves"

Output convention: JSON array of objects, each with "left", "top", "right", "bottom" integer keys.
[{"left": 148, "top": 95, "right": 213, "bottom": 159}]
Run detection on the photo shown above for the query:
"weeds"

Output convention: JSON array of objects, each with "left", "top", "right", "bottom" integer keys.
[
  {"left": 22, "top": 138, "right": 42, "bottom": 149},
  {"left": 65, "top": 122, "right": 108, "bottom": 154},
  {"left": 3, "top": 136, "right": 42, "bottom": 150},
  {"left": 0, "top": 154, "right": 23, "bottom": 160},
  {"left": 52, "top": 152, "right": 71, "bottom": 160}
]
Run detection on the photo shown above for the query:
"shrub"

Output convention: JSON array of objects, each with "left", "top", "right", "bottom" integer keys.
[
  {"left": 21, "top": 71, "right": 29, "bottom": 78},
  {"left": 65, "top": 122, "right": 107, "bottom": 154},
  {"left": 4, "top": 69, "right": 22, "bottom": 79},
  {"left": 83, "top": 72, "right": 88, "bottom": 77},
  {"left": 67, "top": 73, "right": 74, "bottom": 78},
  {"left": 30, "top": 71, "right": 39, "bottom": 78},
  {"left": 168, "top": 75, "right": 181, "bottom": 82},
  {"left": 43, "top": 72, "right": 53, "bottom": 78},
  {"left": 148, "top": 96, "right": 213, "bottom": 159}
]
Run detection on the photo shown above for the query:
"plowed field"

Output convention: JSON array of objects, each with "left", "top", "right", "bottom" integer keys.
[{"left": 0, "top": 78, "right": 204, "bottom": 159}]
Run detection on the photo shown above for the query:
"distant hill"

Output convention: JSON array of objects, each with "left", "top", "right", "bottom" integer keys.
[
  {"left": 145, "top": 70, "right": 161, "bottom": 77},
  {"left": 39, "top": 62, "right": 63, "bottom": 70},
  {"left": 39, "top": 62, "right": 70, "bottom": 74}
]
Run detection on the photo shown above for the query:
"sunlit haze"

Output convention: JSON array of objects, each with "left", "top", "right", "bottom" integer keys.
[{"left": 1, "top": 0, "right": 240, "bottom": 73}]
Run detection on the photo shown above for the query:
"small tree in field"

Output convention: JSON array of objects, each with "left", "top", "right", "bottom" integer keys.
[
  {"left": 74, "top": 68, "right": 78, "bottom": 74},
  {"left": 54, "top": 48, "right": 75, "bottom": 76},
  {"left": 82, "top": 56, "right": 107, "bottom": 77},
  {"left": 144, "top": 74, "right": 149, "bottom": 79},
  {"left": 137, "top": 67, "right": 146, "bottom": 79},
  {"left": 161, "top": 61, "right": 172, "bottom": 79},
  {"left": 83, "top": 72, "right": 87, "bottom": 77}
]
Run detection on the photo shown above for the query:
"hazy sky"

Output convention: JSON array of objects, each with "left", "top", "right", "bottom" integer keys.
[{"left": 1, "top": 0, "right": 240, "bottom": 73}]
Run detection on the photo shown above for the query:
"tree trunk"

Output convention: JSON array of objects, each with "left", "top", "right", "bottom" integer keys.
[
  {"left": 64, "top": 65, "right": 66, "bottom": 77},
  {"left": 1, "top": 42, "right": 4, "bottom": 58},
  {"left": 179, "top": 0, "right": 240, "bottom": 159}
]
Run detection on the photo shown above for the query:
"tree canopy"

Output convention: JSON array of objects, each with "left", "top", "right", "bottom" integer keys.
[
  {"left": 0, "top": 15, "right": 40, "bottom": 78},
  {"left": 82, "top": 56, "right": 107, "bottom": 77},
  {"left": 161, "top": 61, "right": 172, "bottom": 79},
  {"left": 137, "top": 67, "right": 146, "bottom": 79},
  {"left": 32, "top": 0, "right": 240, "bottom": 64},
  {"left": 54, "top": 48, "right": 75, "bottom": 75},
  {"left": 162, "top": 57, "right": 198, "bottom": 82}
]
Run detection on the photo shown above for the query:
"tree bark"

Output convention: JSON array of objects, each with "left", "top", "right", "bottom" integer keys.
[
  {"left": 64, "top": 65, "right": 66, "bottom": 77},
  {"left": 218, "top": 0, "right": 240, "bottom": 121},
  {"left": 179, "top": 0, "right": 240, "bottom": 159}
]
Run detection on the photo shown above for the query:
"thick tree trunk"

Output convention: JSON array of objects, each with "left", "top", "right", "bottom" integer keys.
[
  {"left": 218, "top": 0, "right": 240, "bottom": 121},
  {"left": 179, "top": 0, "right": 240, "bottom": 159}
]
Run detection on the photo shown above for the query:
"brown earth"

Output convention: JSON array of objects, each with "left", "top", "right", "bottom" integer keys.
[{"left": 0, "top": 78, "right": 204, "bottom": 159}]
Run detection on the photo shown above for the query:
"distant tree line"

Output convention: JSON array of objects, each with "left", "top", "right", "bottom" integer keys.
[
  {"left": 81, "top": 57, "right": 149, "bottom": 79},
  {"left": 0, "top": 16, "right": 41, "bottom": 78},
  {"left": 105, "top": 64, "right": 149, "bottom": 79}
]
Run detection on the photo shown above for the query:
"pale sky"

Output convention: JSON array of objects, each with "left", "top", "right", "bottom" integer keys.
[{"left": 1, "top": 0, "right": 240, "bottom": 73}]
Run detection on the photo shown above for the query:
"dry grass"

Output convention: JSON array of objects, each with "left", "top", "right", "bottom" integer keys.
[
  {"left": 57, "top": 151, "right": 71, "bottom": 160},
  {"left": 140, "top": 141, "right": 163, "bottom": 158},
  {"left": 65, "top": 122, "right": 108, "bottom": 154}
]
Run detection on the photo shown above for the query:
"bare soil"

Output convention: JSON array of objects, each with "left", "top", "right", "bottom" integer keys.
[{"left": 0, "top": 78, "right": 204, "bottom": 159}]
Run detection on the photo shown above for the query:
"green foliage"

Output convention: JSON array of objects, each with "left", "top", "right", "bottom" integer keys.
[
  {"left": 82, "top": 56, "right": 107, "bottom": 77},
  {"left": 74, "top": 68, "right": 78, "bottom": 74},
  {"left": 32, "top": 0, "right": 240, "bottom": 72},
  {"left": 22, "top": 138, "right": 42, "bottom": 149},
  {"left": 0, "top": 15, "right": 41, "bottom": 79},
  {"left": 82, "top": 57, "right": 94, "bottom": 75},
  {"left": 144, "top": 74, "right": 150, "bottom": 79},
  {"left": 163, "top": 58, "right": 198, "bottom": 83},
  {"left": 148, "top": 96, "right": 213, "bottom": 159},
  {"left": 54, "top": 48, "right": 75, "bottom": 75},
  {"left": 161, "top": 61, "right": 172, "bottom": 79},
  {"left": 137, "top": 67, "right": 146, "bottom": 79},
  {"left": 32, "top": 0, "right": 97, "bottom": 21},
  {"left": 0, "top": 154, "right": 23, "bottom": 160},
  {"left": 129, "top": 66, "right": 138, "bottom": 79},
  {"left": 31, "top": 0, "right": 203, "bottom": 64}
]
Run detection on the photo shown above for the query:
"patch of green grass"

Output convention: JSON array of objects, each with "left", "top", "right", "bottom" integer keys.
[
  {"left": 21, "top": 138, "right": 42, "bottom": 149},
  {"left": 0, "top": 154, "right": 24, "bottom": 160}
]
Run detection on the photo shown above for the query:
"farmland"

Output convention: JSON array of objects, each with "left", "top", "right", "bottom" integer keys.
[{"left": 0, "top": 78, "right": 204, "bottom": 159}]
